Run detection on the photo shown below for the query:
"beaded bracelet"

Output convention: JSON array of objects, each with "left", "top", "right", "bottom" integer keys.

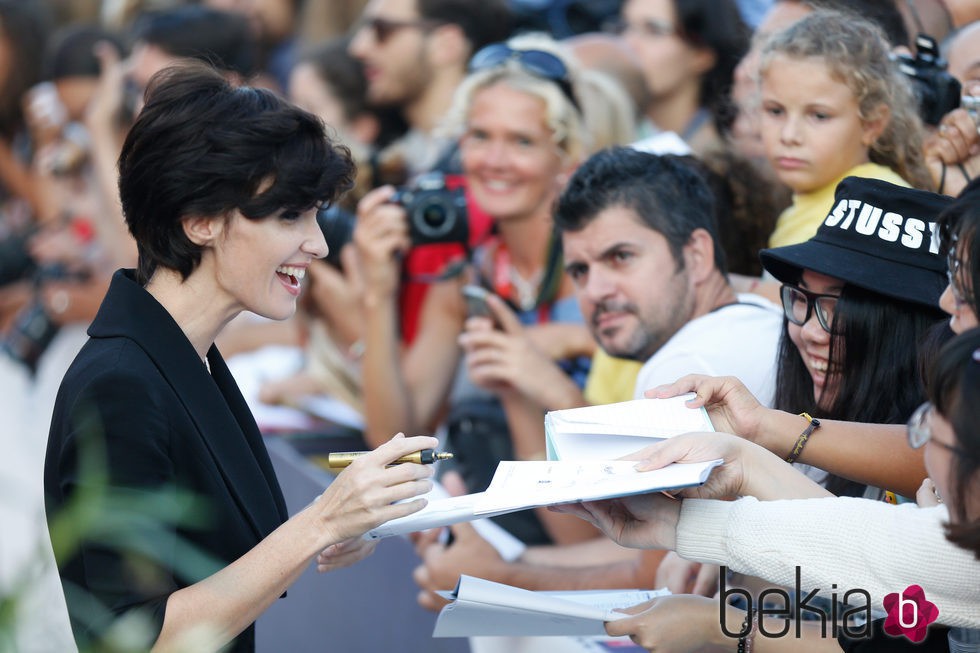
[
  {"left": 736, "top": 610, "right": 759, "bottom": 653},
  {"left": 785, "top": 412, "right": 820, "bottom": 464}
]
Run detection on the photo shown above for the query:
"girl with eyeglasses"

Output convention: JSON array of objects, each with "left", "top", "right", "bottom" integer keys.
[{"left": 759, "top": 177, "right": 950, "bottom": 500}]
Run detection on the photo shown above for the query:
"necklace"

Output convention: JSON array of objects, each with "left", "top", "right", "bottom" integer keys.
[
  {"left": 508, "top": 266, "right": 543, "bottom": 312},
  {"left": 203, "top": 356, "right": 211, "bottom": 375}
]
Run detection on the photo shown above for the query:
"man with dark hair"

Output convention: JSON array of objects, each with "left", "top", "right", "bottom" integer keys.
[
  {"left": 557, "top": 147, "right": 780, "bottom": 396},
  {"left": 348, "top": 0, "right": 512, "bottom": 178},
  {"left": 413, "top": 148, "right": 782, "bottom": 600}
]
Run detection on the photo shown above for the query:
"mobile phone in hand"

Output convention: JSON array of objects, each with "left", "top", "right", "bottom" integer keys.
[{"left": 462, "top": 284, "right": 495, "bottom": 321}]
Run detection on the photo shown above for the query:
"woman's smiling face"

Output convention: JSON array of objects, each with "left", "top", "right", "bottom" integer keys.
[
  {"left": 205, "top": 206, "right": 328, "bottom": 321},
  {"left": 459, "top": 82, "right": 568, "bottom": 225},
  {"left": 787, "top": 269, "right": 843, "bottom": 409}
]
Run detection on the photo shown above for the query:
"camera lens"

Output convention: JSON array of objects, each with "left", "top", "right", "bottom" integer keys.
[
  {"left": 422, "top": 204, "right": 448, "bottom": 229},
  {"left": 413, "top": 198, "right": 456, "bottom": 239}
]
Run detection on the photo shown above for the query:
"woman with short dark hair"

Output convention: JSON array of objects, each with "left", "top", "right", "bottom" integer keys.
[{"left": 44, "top": 62, "right": 438, "bottom": 653}]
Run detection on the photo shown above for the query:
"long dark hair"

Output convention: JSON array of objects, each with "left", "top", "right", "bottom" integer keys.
[
  {"left": 926, "top": 328, "right": 980, "bottom": 559},
  {"left": 773, "top": 281, "right": 947, "bottom": 496}
]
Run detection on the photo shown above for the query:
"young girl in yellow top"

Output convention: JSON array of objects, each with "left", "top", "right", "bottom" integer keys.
[{"left": 760, "top": 11, "right": 933, "bottom": 248}]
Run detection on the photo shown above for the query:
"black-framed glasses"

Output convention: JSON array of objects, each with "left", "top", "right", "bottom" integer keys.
[
  {"left": 946, "top": 231, "right": 969, "bottom": 306},
  {"left": 355, "top": 16, "right": 442, "bottom": 44},
  {"left": 780, "top": 284, "right": 838, "bottom": 333},
  {"left": 468, "top": 43, "right": 581, "bottom": 113}
]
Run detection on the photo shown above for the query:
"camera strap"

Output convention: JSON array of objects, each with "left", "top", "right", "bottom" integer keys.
[{"left": 483, "top": 229, "right": 564, "bottom": 321}]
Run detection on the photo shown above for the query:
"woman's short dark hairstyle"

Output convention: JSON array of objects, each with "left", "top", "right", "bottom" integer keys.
[
  {"left": 926, "top": 328, "right": 980, "bottom": 559},
  {"left": 555, "top": 147, "right": 727, "bottom": 274},
  {"left": 673, "top": 0, "right": 750, "bottom": 134},
  {"left": 118, "top": 61, "right": 354, "bottom": 284},
  {"left": 773, "top": 281, "right": 947, "bottom": 496}
]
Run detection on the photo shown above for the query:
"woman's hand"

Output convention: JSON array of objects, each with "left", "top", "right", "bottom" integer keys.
[
  {"left": 352, "top": 186, "right": 411, "bottom": 300},
  {"left": 412, "top": 521, "right": 507, "bottom": 612},
  {"left": 916, "top": 477, "right": 943, "bottom": 508},
  {"left": 83, "top": 40, "right": 128, "bottom": 136},
  {"left": 655, "top": 552, "right": 720, "bottom": 597},
  {"left": 647, "top": 375, "right": 767, "bottom": 442},
  {"left": 605, "top": 594, "right": 724, "bottom": 652},
  {"left": 459, "top": 294, "right": 581, "bottom": 408},
  {"left": 308, "top": 433, "right": 437, "bottom": 546},
  {"left": 315, "top": 537, "right": 378, "bottom": 572},
  {"left": 628, "top": 431, "right": 751, "bottom": 500},
  {"left": 550, "top": 492, "right": 682, "bottom": 550},
  {"left": 925, "top": 107, "right": 980, "bottom": 197}
]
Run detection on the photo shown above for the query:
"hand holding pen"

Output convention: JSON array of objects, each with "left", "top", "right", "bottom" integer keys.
[{"left": 308, "top": 433, "right": 439, "bottom": 545}]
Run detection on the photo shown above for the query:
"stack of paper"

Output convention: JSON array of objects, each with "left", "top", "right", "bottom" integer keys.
[
  {"left": 433, "top": 575, "right": 669, "bottom": 637},
  {"left": 545, "top": 395, "right": 714, "bottom": 461}
]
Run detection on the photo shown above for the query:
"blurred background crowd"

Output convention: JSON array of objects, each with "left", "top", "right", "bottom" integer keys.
[{"left": 2, "top": 0, "right": 980, "bottom": 650}]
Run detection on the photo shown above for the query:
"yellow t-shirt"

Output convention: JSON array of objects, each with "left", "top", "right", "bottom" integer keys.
[
  {"left": 583, "top": 349, "right": 644, "bottom": 405},
  {"left": 767, "top": 163, "right": 909, "bottom": 248}
]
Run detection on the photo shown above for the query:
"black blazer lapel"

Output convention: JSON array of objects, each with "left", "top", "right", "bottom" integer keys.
[{"left": 89, "top": 271, "right": 288, "bottom": 542}]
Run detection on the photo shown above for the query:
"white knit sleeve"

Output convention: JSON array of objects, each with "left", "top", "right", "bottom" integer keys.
[{"left": 675, "top": 496, "right": 980, "bottom": 627}]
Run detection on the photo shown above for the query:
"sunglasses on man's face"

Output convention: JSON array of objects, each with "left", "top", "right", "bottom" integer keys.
[
  {"left": 468, "top": 43, "right": 581, "bottom": 113},
  {"left": 356, "top": 16, "right": 441, "bottom": 44}
]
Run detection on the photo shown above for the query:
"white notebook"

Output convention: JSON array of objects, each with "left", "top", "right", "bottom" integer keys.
[
  {"left": 545, "top": 395, "right": 714, "bottom": 461},
  {"left": 434, "top": 575, "right": 669, "bottom": 637}
]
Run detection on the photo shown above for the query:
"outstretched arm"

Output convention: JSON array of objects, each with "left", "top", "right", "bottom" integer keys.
[
  {"left": 650, "top": 375, "right": 925, "bottom": 497},
  {"left": 673, "top": 497, "right": 979, "bottom": 628}
]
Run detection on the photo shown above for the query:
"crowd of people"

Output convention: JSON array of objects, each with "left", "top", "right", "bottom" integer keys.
[{"left": 1, "top": 0, "right": 979, "bottom": 651}]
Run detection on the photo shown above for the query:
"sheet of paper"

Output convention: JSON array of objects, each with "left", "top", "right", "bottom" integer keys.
[
  {"left": 545, "top": 395, "right": 714, "bottom": 461},
  {"left": 473, "top": 459, "right": 722, "bottom": 514},
  {"left": 364, "top": 482, "right": 527, "bottom": 561},
  {"left": 433, "top": 575, "right": 668, "bottom": 637}
]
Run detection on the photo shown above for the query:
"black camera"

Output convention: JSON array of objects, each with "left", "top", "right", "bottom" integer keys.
[
  {"left": 390, "top": 173, "right": 469, "bottom": 247},
  {"left": 895, "top": 34, "right": 962, "bottom": 126}
]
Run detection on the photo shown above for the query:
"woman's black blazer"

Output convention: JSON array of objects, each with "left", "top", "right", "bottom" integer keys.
[{"left": 44, "top": 269, "right": 289, "bottom": 652}]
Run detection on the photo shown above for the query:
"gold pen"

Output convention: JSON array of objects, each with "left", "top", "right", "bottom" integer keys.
[{"left": 324, "top": 449, "right": 453, "bottom": 469}]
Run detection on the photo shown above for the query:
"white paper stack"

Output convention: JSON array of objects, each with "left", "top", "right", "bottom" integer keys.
[
  {"left": 545, "top": 395, "right": 714, "bottom": 461},
  {"left": 433, "top": 575, "right": 670, "bottom": 637}
]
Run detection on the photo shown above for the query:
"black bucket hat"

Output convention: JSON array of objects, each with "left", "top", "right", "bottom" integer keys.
[{"left": 760, "top": 176, "right": 953, "bottom": 310}]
